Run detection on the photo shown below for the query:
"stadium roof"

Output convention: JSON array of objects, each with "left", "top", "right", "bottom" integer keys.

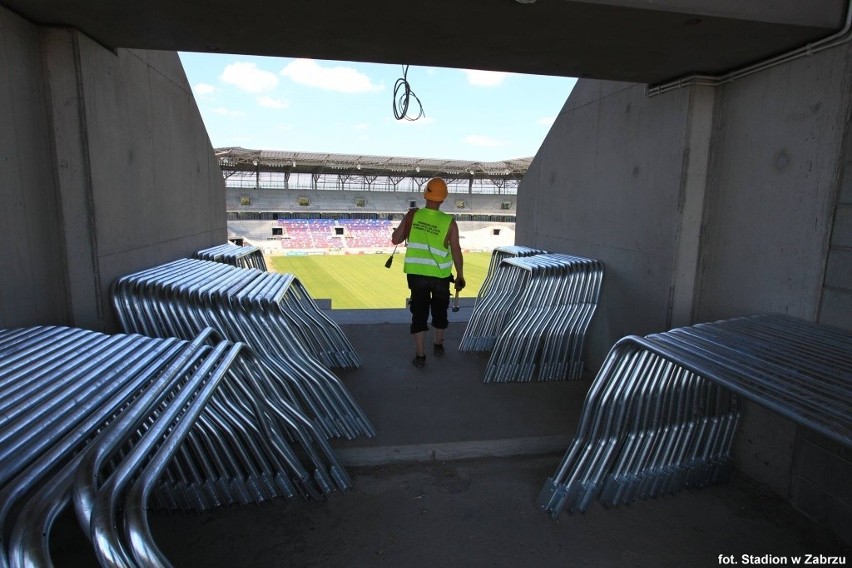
[{"left": 215, "top": 147, "right": 532, "bottom": 181}]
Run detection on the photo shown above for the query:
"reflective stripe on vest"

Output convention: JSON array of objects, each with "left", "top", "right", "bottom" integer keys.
[
  {"left": 406, "top": 241, "right": 450, "bottom": 258},
  {"left": 404, "top": 208, "right": 453, "bottom": 277}
]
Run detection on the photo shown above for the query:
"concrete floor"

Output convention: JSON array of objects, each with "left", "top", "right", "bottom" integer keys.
[{"left": 48, "top": 311, "right": 849, "bottom": 567}]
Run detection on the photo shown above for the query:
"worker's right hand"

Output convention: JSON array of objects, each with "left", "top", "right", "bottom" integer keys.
[{"left": 454, "top": 277, "right": 466, "bottom": 291}]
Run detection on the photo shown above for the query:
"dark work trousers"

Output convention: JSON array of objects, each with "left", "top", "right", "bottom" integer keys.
[{"left": 407, "top": 274, "right": 452, "bottom": 334}]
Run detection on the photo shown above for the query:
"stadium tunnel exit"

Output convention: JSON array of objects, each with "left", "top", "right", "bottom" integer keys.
[{"left": 1, "top": 0, "right": 851, "bottom": 563}]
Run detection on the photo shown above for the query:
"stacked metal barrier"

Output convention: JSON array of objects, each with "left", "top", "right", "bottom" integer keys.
[
  {"left": 125, "top": 256, "right": 359, "bottom": 369},
  {"left": 538, "top": 314, "right": 852, "bottom": 519},
  {"left": 460, "top": 251, "right": 603, "bottom": 382},
  {"left": 460, "top": 246, "right": 546, "bottom": 352},
  {"left": 484, "top": 254, "right": 603, "bottom": 382},
  {"left": 0, "top": 326, "right": 350, "bottom": 567},
  {"left": 111, "top": 258, "right": 372, "bottom": 441},
  {"left": 194, "top": 242, "right": 268, "bottom": 271},
  {"left": 473, "top": 245, "right": 547, "bottom": 306}
]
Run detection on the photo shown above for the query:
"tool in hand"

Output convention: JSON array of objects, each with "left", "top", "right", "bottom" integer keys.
[{"left": 385, "top": 245, "right": 398, "bottom": 268}]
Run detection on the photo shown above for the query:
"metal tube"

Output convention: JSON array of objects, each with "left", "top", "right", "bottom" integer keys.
[{"left": 540, "top": 313, "right": 850, "bottom": 519}]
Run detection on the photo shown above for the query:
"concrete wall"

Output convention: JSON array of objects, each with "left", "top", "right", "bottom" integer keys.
[
  {"left": 695, "top": 55, "right": 848, "bottom": 323},
  {"left": 695, "top": 44, "right": 852, "bottom": 517},
  {"left": 0, "top": 4, "right": 225, "bottom": 331},
  {"left": 516, "top": 80, "right": 696, "bottom": 368},
  {"left": 796, "top": 53, "right": 852, "bottom": 543},
  {"left": 518, "top": 42, "right": 852, "bottom": 543},
  {"left": 820, "top": 97, "right": 852, "bottom": 328},
  {"left": 0, "top": 7, "right": 70, "bottom": 326}
]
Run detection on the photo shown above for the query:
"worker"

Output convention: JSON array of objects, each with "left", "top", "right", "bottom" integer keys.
[{"left": 391, "top": 177, "right": 466, "bottom": 368}]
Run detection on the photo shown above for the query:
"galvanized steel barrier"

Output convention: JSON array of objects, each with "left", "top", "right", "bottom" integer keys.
[
  {"left": 460, "top": 250, "right": 603, "bottom": 382},
  {"left": 538, "top": 314, "right": 852, "bottom": 519},
  {"left": 0, "top": 326, "right": 350, "bottom": 567},
  {"left": 111, "top": 258, "right": 372, "bottom": 441},
  {"left": 115, "top": 257, "right": 359, "bottom": 370},
  {"left": 473, "top": 245, "right": 546, "bottom": 307},
  {"left": 460, "top": 246, "right": 545, "bottom": 352},
  {"left": 194, "top": 242, "right": 268, "bottom": 271}
]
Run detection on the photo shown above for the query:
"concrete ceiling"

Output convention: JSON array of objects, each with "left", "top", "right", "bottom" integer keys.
[{"left": 3, "top": 0, "right": 847, "bottom": 84}]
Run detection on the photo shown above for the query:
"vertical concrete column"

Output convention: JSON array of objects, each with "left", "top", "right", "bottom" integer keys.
[
  {"left": 0, "top": 6, "right": 70, "bottom": 327},
  {"left": 668, "top": 85, "right": 715, "bottom": 328},
  {"left": 41, "top": 27, "right": 104, "bottom": 330},
  {"left": 818, "top": 91, "right": 852, "bottom": 328}
]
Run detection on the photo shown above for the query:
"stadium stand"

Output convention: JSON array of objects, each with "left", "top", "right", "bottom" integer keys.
[
  {"left": 226, "top": 189, "right": 516, "bottom": 220},
  {"left": 221, "top": 149, "right": 523, "bottom": 256},
  {"left": 227, "top": 189, "right": 517, "bottom": 255},
  {"left": 337, "top": 219, "right": 394, "bottom": 248}
]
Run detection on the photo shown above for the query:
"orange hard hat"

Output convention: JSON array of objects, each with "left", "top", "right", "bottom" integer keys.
[{"left": 423, "top": 177, "right": 448, "bottom": 203}]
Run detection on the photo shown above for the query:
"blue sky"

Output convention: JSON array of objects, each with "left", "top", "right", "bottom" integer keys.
[{"left": 178, "top": 53, "right": 577, "bottom": 162}]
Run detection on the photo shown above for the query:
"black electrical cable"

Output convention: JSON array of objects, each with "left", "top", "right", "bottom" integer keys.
[{"left": 393, "top": 65, "right": 425, "bottom": 121}]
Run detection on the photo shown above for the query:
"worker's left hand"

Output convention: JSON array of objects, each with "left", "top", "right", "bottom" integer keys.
[{"left": 454, "top": 277, "right": 466, "bottom": 291}]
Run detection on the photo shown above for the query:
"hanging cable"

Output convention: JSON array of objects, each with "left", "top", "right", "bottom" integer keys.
[{"left": 393, "top": 65, "right": 425, "bottom": 121}]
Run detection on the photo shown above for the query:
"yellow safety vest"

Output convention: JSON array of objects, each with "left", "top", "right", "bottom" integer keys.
[{"left": 404, "top": 208, "right": 453, "bottom": 278}]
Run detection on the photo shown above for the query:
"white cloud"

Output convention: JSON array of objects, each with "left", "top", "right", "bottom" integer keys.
[
  {"left": 537, "top": 116, "right": 556, "bottom": 127},
  {"left": 220, "top": 62, "right": 279, "bottom": 93},
  {"left": 212, "top": 107, "right": 246, "bottom": 117},
  {"left": 193, "top": 82, "right": 216, "bottom": 95},
  {"left": 464, "top": 69, "right": 509, "bottom": 87},
  {"left": 464, "top": 134, "right": 506, "bottom": 147},
  {"left": 352, "top": 123, "right": 370, "bottom": 130},
  {"left": 280, "top": 59, "right": 383, "bottom": 93},
  {"left": 257, "top": 96, "right": 290, "bottom": 109}
]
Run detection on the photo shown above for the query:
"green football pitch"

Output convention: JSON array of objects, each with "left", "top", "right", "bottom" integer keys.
[{"left": 269, "top": 251, "right": 493, "bottom": 309}]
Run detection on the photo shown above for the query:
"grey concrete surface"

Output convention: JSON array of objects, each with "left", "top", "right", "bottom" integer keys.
[
  {"left": 817, "top": 69, "right": 852, "bottom": 337},
  {"left": 694, "top": 47, "right": 849, "bottom": 326},
  {"left": 517, "top": 80, "right": 693, "bottom": 370},
  {"left": 328, "top": 321, "right": 588, "bottom": 464},
  {"left": 0, "top": 5, "right": 70, "bottom": 327},
  {"left": 144, "top": 458, "right": 848, "bottom": 568},
  {"left": 1, "top": 5, "right": 226, "bottom": 332},
  {"left": 3, "top": 0, "right": 846, "bottom": 84},
  {"left": 47, "top": 457, "right": 851, "bottom": 567}
]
